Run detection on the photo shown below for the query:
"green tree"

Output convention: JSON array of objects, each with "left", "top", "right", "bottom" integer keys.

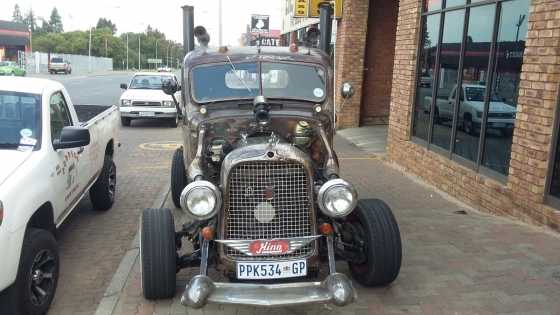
[
  {"left": 23, "top": 9, "right": 37, "bottom": 31},
  {"left": 49, "top": 7, "right": 63, "bottom": 33},
  {"left": 96, "top": 18, "right": 117, "bottom": 35},
  {"left": 12, "top": 4, "right": 23, "bottom": 23}
]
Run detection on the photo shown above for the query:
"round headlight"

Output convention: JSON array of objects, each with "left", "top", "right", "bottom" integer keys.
[
  {"left": 180, "top": 181, "right": 221, "bottom": 220},
  {"left": 318, "top": 179, "right": 357, "bottom": 218}
]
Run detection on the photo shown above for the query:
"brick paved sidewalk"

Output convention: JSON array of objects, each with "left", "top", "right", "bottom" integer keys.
[{"left": 106, "top": 136, "right": 560, "bottom": 315}]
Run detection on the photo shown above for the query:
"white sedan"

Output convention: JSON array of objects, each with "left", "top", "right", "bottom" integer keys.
[{"left": 119, "top": 72, "right": 181, "bottom": 127}]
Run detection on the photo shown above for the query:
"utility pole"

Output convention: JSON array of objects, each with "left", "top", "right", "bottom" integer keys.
[
  {"left": 88, "top": 27, "right": 93, "bottom": 73},
  {"left": 126, "top": 33, "right": 129, "bottom": 70},
  {"left": 105, "top": 37, "right": 108, "bottom": 57},
  {"left": 155, "top": 40, "right": 158, "bottom": 69},
  {"left": 218, "top": 0, "right": 223, "bottom": 46},
  {"left": 166, "top": 43, "right": 170, "bottom": 67},
  {"left": 138, "top": 35, "right": 141, "bottom": 70}
]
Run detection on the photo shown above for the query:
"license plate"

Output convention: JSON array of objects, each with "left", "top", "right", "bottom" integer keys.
[
  {"left": 139, "top": 111, "right": 155, "bottom": 117},
  {"left": 237, "top": 260, "right": 307, "bottom": 280}
]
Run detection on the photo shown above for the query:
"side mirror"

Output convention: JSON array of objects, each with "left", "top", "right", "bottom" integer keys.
[
  {"left": 341, "top": 82, "right": 354, "bottom": 99},
  {"left": 120, "top": 83, "right": 128, "bottom": 89},
  {"left": 162, "top": 80, "right": 180, "bottom": 95},
  {"left": 53, "top": 126, "right": 90, "bottom": 150}
]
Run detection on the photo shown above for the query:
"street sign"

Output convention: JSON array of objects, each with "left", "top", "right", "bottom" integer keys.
[
  {"left": 294, "top": 0, "right": 309, "bottom": 17},
  {"left": 251, "top": 15, "right": 270, "bottom": 34},
  {"left": 309, "top": 0, "right": 343, "bottom": 19},
  {"left": 251, "top": 36, "right": 280, "bottom": 47},
  {"left": 147, "top": 58, "right": 162, "bottom": 64}
]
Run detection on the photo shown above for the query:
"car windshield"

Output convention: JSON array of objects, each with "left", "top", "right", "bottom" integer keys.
[
  {"left": 129, "top": 75, "right": 174, "bottom": 90},
  {"left": 0, "top": 61, "right": 16, "bottom": 67},
  {"left": 191, "top": 62, "right": 327, "bottom": 103},
  {"left": 464, "top": 86, "right": 500, "bottom": 102},
  {"left": 0, "top": 91, "right": 42, "bottom": 150},
  {"left": 51, "top": 58, "right": 64, "bottom": 63}
]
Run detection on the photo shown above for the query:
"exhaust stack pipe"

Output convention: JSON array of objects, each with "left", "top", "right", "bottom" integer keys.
[
  {"left": 319, "top": 2, "right": 333, "bottom": 55},
  {"left": 182, "top": 5, "right": 195, "bottom": 53},
  {"left": 194, "top": 26, "right": 210, "bottom": 48}
]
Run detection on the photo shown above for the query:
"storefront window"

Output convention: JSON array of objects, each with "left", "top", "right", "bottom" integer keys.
[
  {"left": 431, "top": 9, "right": 464, "bottom": 151},
  {"left": 482, "top": 0, "right": 529, "bottom": 174},
  {"left": 413, "top": 0, "right": 530, "bottom": 179},
  {"left": 453, "top": 4, "right": 496, "bottom": 162},
  {"left": 413, "top": 14, "right": 441, "bottom": 141}
]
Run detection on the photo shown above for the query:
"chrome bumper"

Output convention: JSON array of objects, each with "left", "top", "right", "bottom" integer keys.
[{"left": 181, "top": 235, "right": 356, "bottom": 308}]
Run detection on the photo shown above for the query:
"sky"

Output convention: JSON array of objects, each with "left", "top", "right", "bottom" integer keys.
[{"left": 1, "top": 0, "right": 283, "bottom": 45}]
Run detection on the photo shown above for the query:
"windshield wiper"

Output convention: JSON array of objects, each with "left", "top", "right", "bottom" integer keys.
[{"left": 226, "top": 56, "right": 254, "bottom": 95}]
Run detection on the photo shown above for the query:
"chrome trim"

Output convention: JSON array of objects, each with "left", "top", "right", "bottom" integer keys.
[
  {"left": 179, "top": 180, "right": 221, "bottom": 220},
  {"left": 317, "top": 178, "right": 358, "bottom": 218},
  {"left": 187, "top": 126, "right": 206, "bottom": 180},
  {"left": 316, "top": 123, "right": 339, "bottom": 178},
  {"left": 215, "top": 236, "right": 320, "bottom": 257},
  {"left": 200, "top": 238, "right": 210, "bottom": 276}
]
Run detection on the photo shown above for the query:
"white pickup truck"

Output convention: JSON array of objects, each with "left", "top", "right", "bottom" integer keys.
[
  {"left": 0, "top": 77, "right": 119, "bottom": 315},
  {"left": 425, "top": 84, "right": 517, "bottom": 136}
]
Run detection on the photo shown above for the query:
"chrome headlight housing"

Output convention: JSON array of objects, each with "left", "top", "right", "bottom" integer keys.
[
  {"left": 180, "top": 181, "right": 221, "bottom": 220},
  {"left": 317, "top": 179, "right": 357, "bottom": 218},
  {"left": 163, "top": 100, "right": 173, "bottom": 107},
  {"left": 121, "top": 99, "right": 132, "bottom": 106}
]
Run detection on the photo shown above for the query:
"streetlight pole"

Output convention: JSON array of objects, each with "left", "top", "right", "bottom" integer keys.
[
  {"left": 166, "top": 43, "right": 170, "bottom": 67},
  {"left": 126, "top": 33, "right": 129, "bottom": 70},
  {"left": 155, "top": 40, "right": 159, "bottom": 69},
  {"left": 88, "top": 27, "right": 93, "bottom": 73},
  {"left": 138, "top": 35, "right": 141, "bottom": 70},
  {"left": 218, "top": 0, "right": 223, "bottom": 46}
]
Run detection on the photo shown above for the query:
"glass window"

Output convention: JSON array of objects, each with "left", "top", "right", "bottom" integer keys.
[
  {"left": 413, "top": 14, "right": 441, "bottom": 141},
  {"left": 0, "top": 91, "right": 41, "bottom": 149},
  {"left": 50, "top": 92, "right": 72, "bottom": 144},
  {"left": 481, "top": 0, "right": 529, "bottom": 174},
  {"left": 550, "top": 129, "right": 560, "bottom": 198},
  {"left": 431, "top": 9, "right": 465, "bottom": 151},
  {"left": 261, "top": 63, "right": 326, "bottom": 101},
  {"left": 446, "top": 0, "right": 466, "bottom": 8},
  {"left": 424, "top": 0, "right": 442, "bottom": 12},
  {"left": 453, "top": 4, "right": 496, "bottom": 162},
  {"left": 129, "top": 75, "right": 176, "bottom": 90}
]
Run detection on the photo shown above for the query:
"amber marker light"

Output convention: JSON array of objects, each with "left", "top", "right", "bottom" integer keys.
[
  {"left": 319, "top": 223, "right": 333, "bottom": 235},
  {"left": 202, "top": 226, "right": 215, "bottom": 240}
]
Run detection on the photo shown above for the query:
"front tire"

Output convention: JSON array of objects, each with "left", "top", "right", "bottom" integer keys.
[
  {"left": 90, "top": 155, "right": 117, "bottom": 211},
  {"left": 171, "top": 148, "right": 187, "bottom": 209},
  {"left": 121, "top": 117, "right": 131, "bottom": 127},
  {"left": 0, "top": 229, "right": 59, "bottom": 315},
  {"left": 347, "top": 199, "right": 402, "bottom": 287},
  {"left": 140, "top": 208, "right": 177, "bottom": 299}
]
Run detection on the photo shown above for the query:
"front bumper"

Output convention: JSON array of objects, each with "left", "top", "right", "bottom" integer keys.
[
  {"left": 119, "top": 106, "right": 176, "bottom": 119},
  {"left": 181, "top": 235, "right": 356, "bottom": 308}
]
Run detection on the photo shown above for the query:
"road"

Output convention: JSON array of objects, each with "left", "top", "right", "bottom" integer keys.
[{"left": 35, "top": 72, "right": 182, "bottom": 315}]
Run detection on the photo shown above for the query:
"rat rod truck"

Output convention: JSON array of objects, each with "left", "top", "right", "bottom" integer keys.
[
  {"left": 139, "top": 5, "right": 402, "bottom": 309},
  {"left": 0, "top": 77, "right": 118, "bottom": 315}
]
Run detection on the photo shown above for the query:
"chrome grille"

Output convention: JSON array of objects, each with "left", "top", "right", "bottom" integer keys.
[
  {"left": 225, "top": 161, "right": 314, "bottom": 260},
  {"left": 132, "top": 101, "right": 161, "bottom": 106}
]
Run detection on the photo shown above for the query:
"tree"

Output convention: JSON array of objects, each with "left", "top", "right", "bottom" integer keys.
[
  {"left": 12, "top": 4, "right": 23, "bottom": 23},
  {"left": 49, "top": 7, "right": 63, "bottom": 33},
  {"left": 23, "top": 9, "right": 37, "bottom": 31},
  {"left": 96, "top": 18, "right": 117, "bottom": 35}
]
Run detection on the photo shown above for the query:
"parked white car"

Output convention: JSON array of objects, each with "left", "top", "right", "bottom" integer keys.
[
  {"left": 119, "top": 72, "right": 181, "bottom": 127},
  {"left": 425, "top": 84, "right": 517, "bottom": 136},
  {"left": 0, "top": 77, "right": 119, "bottom": 315}
]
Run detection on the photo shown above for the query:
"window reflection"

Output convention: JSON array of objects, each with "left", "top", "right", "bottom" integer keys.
[
  {"left": 424, "top": 0, "right": 442, "bottom": 12},
  {"left": 413, "top": 14, "right": 440, "bottom": 141},
  {"left": 446, "top": 0, "right": 466, "bottom": 8},
  {"left": 482, "top": 0, "right": 529, "bottom": 174},
  {"left": 453, "top": 5, "right": 496, "bottom": 162},
  {"left": 431, "top": 9, "right": 465, "bottom": 151}
]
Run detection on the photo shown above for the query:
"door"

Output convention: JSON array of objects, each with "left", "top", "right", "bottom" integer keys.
[{"left": 49, "top": 91, "right": 82, "bottom": 223}]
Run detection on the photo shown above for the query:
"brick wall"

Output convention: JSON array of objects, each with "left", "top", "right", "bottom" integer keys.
[
  {"left": 387, "top": 0, "right": 560, "bottom": 231},
  {"left": 361, "top": 0, "right": 398, "bottom": 126},
  {"left": 334, "top": 0, "right": 370, "bottom": 129}
]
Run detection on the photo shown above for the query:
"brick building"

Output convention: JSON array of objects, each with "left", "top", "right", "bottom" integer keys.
[{"left": 334, "top": 0, "right": 560, "bottom": 231}]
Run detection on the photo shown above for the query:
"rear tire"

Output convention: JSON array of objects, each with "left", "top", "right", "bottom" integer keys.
[
  {"left": 171, "top": 148, "right": 187, "bottom": 209},
  {"left": 0, "top": 228, "right": 59, "bottom": 315},
  {"left": 121, "top": 117, "right": 131, "bottom": 127},
  {"left": 141, "top": 208, "right": 177, "bottom": 300},
  {"left": 169, "top": 116, "right": 178, "bottom": 128},
  {"left": 347, "top": 199, "right": 402, "bottom": 287},
  {"left": 90, "top": 155, "right": 117, "bottom": 211}
]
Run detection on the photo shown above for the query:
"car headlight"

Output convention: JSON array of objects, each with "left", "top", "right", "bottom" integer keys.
[
  {"left": 317, "top": 179, "right": 357, "bottom": 218},
  {"left": 163, "top": 100, "right": 173, "bottom": 107},
  {"left": 180, "top": 181, "right": 221, "bottom": 220},
  {"left": 121, "top": 99, "right": 132, "bottom": 106}
]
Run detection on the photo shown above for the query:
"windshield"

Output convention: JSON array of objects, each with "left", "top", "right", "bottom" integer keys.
[
  {"left": 51, "top": 58, "right": 64, "bottom": 63},
  {"left": 464, "top": 86, "right": 500, "bottom": 102},
  {"left": 191, "top": 62, "right": 327, "bottom": 103},
  {"left": 0, "top": 61, "right": 16, "bottom": 67},
  {"left": 0, "top": 91, "right": 42, "bottom": 150},
  {"left": 129, "top": 75, "right": 175, "bottom": 90}
]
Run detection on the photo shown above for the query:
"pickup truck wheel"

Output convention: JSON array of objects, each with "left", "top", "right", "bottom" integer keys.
[
  {"left": 121, "top": 117, "right": 131, "bottom": 127},
  {"left": 346, "top": 199, "right": 402, "bottom": 287},
  {"left": 90, "top": 155, "right": 117, "bottom": 211},
  {"left": 0, "top": 228, "right": 59, "bottom": 315},
  {"left": 433, "top": 107, "right": 441, "bottom": 124},
  {"left": 463, "top": 114, "right": 476, "bottom": 135},
  {"left": 169, "top": 116, "right": 179, "bottom": 128},
  {"left": 140, "top": 208, "right": 177, "bottom": 299},
  {"left": 171, "top": 148, "right": 187, "bottom": 209}
]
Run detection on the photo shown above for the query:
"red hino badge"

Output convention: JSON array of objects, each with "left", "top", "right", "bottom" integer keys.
[{"left": 249, "top": 239, "right": 289, "bottom": 255}]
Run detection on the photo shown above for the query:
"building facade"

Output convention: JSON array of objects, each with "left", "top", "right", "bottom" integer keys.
[
  {"left": 335, "top": 0, "right": 560, "bottom": 230},
  {"left": 0, "top": 20, "right": 30, "bottom": 63}
]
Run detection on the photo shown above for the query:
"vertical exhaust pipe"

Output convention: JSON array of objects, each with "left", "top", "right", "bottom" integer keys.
[
  {"left": 319, "top": 3, "right": 333, "bottom": 55},
  {"left": 182, "top": 5, "right": 195, "bottom": 53}
]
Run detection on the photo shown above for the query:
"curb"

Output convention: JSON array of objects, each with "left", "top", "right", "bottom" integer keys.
[{"left": 93, "top": 184, "right": 170, "bottom": 315}]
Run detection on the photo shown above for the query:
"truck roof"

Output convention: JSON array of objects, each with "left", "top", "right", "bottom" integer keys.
[
  {"left": 185, "top": 46, "right": 331, "bottom": 68},
  {"left": 0, "top": 77, "right": 64, "bottom": 95}
]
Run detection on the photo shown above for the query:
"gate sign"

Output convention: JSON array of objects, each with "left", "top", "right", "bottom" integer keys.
[
  {"left": 251, "top": 15, "right": 270, "bottom": 34},
  {"left": 251, "top": 36, "right": 280, "bottom": 47},
  {"left": 294, "top": 0, "right": 308, "bottom": 17}
]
